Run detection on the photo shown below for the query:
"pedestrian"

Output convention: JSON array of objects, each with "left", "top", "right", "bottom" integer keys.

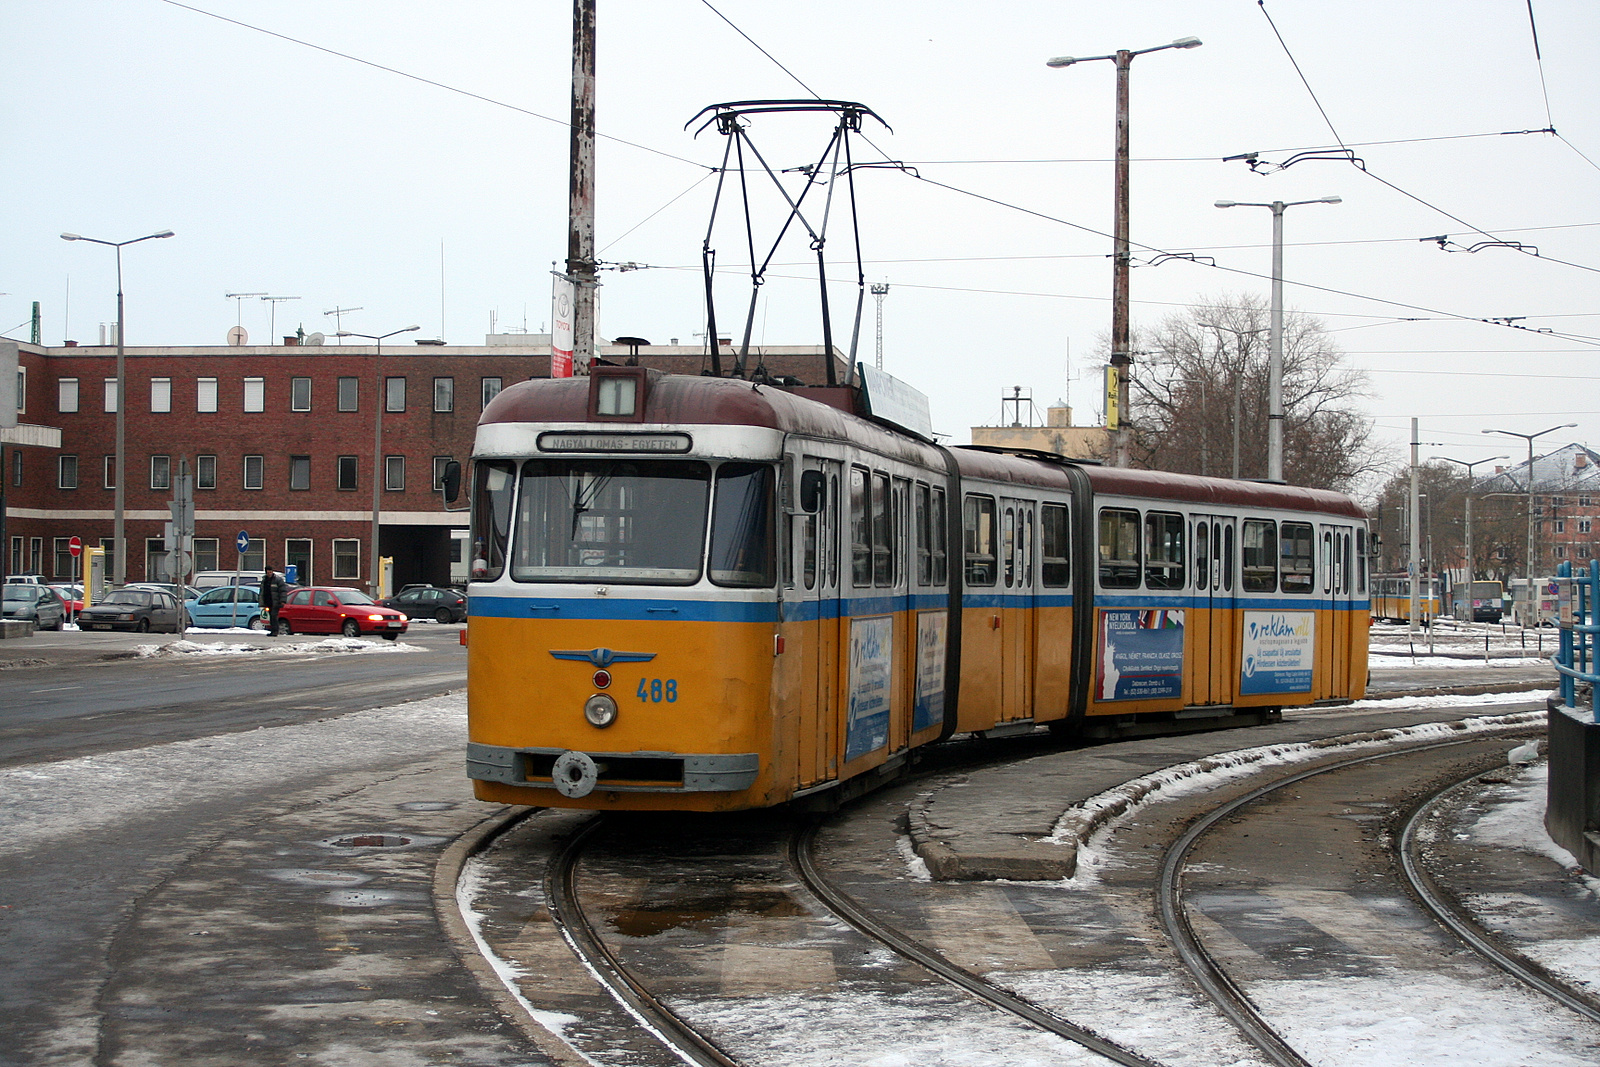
[{"left": 259, "top": 566, "right": 287, "bottom": 634}]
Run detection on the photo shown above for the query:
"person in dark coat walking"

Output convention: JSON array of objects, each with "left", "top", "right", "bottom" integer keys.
[{"left": 259, "top": 566, "right": 288, "bottom": 634}]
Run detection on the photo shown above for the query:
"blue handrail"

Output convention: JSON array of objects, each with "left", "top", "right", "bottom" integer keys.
[{"left": 1552, "top": 559, "right": 1600, "bottom": 721}]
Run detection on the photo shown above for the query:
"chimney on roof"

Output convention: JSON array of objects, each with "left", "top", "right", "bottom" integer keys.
[{"left": 1577, "top": 454, "right": 1588, "bottom": 470}]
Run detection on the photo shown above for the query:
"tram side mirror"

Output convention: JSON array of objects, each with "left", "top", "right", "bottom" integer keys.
[
  {"left": 799, "top": 470, "right": 825, "bottom": 514},
  {"left": 441, "top": 460, "right": 462, "bottom": 504}
]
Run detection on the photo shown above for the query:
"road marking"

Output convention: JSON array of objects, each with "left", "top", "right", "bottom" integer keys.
[{"left": 30, "top": 685, "right": 84, "bottom": 693}]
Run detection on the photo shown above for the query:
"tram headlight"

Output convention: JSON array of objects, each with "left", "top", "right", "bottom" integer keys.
[{"left": 583, "top": 693, "right": 619, "bottom": 728}]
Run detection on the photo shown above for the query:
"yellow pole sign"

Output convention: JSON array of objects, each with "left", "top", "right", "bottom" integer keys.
[{"left": 1104, "top": 364, "right": 1120, "bottom": 430}]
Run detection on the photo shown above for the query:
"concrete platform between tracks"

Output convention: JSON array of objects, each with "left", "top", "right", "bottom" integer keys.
[{"left": 909, "top": 666, "right": 1555, "bottom": 881}]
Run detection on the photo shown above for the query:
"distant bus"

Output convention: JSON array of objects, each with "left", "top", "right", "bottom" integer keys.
[
  {"left": 1371, "top": 572, "right": 1442, "bottom": 623},
  {"left": 1452, "top": 579, "right": 1504, "bottom": 623}
]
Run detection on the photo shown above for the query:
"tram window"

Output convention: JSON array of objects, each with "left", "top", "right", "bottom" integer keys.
[
  {"left": 915, "top": 483, "right": 931, "bottom": 586},
  {"left": 1144, "top": 511, "right": 1186, "bottom": 590},
  {"left": 1025, "top": 508, "right": 1035, "bottom": 586},
  {"left": 802, "top": 507, "right": 817, "bottom": 590},
  {"left": 828, "top": 474, "right": 840, "bottom": 588},
  {"left": 964, "top": 494, "right": 996, "bottom": 586},
  {"left": 1195, "top": 522, "right": 1210, "bottom": 591},
  {"left": 1340, "top": 531, "right": 1352, "bottom": 594},
  {"left": 1098, "top": 507, "right": 1141, "bottom": 589},
  {"left": 1321, "top": 530, "right": 1334, "bottom": 593},
  {"left": 932, "top": 487, "right": 948, "bottom": 586},
  {"left": 710, "top": 462, "right": 775, "bottom": 588},
  {"left": 1356, "top": 529, "right": 1367, "bottom": 593},
  {"left": 1242, "top": 520, "right": 1278, "bottom": 593},
  {"left": 512, "top": 459, "right": 709, "bottom": 584},
  {"left": 850, "top": 468, "right": 870, "bottom": 587},
  {"left": 470, "top": 459, "right": 516, "bottom": 581},
  {"left": 1003, "top": 507, "right": 1017, "bottom": 587},
  {"left": 1041, "top": 503, "right": 1069, "bottom": 587},
  {"left": 1280, "top": 522, "right": 1314, "bottom": 594},
  {"left": 1223, "top": 524, "right": 1234, "bottom": 591},
  {"left": 873, "top": 472, "right": 892, "bottom": 587}
]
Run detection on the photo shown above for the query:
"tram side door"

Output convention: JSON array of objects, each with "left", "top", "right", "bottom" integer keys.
[
  {"left": 1320, "top": 523, "right": 1356, "bottom": 696},
  {"left": 797, "top": 457, "right": 843, "bottom": 787},
  {"left": 1192, "top": 514, "right": 1238, "bottom": 706},
  {"left": 1000, "top": 498, "right": 1036, "bottom": 721}
]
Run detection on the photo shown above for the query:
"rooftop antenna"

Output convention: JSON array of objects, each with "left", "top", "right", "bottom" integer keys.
[
  {"left": 325, "top": 306, "right": 363, "bottom": 342},
  {"left": 261, "top": 296, "right": 300, "bottom": 343},
  {"left": 225, "top": 292, "right": 267, "bottom": 325},
  {"left": 870, "top": 282, "right": 889, "bottom": 369}
]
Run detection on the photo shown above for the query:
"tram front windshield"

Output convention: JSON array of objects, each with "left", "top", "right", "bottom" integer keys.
[{"left": 512, "top": 459, "right": 711, "bottom": 584}]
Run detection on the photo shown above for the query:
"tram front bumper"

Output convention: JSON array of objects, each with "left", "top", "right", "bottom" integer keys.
[{"left": 467, "top": 742, "right": 760, "bottom": 794}]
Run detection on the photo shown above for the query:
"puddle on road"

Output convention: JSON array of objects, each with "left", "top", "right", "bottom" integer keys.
[{"left": 608, "top": 888, "right": 809, "bottom": 938}]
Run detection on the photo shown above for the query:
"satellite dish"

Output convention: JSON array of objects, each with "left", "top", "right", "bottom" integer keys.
[
  {"left": 306, "top": 332, "right": 326, "bottom": 346},
  {"left": 227, "top": 326, "right": 248, "bottom": 346}
]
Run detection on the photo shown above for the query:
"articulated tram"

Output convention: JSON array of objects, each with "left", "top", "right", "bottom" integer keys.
[{"left": 465, "top": 366, "right": 1369, "bottom": 812}]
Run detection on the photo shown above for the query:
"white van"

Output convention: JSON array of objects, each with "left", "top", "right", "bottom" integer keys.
[{"left": 193, "top": 570, "right": 266, "bottom": 588}]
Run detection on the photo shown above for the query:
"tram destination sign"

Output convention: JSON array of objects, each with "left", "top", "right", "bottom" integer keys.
[{"left": 538, "top": 431, "right": 692, "bottom": 453}]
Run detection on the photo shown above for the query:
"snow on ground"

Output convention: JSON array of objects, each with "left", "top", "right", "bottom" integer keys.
[
  {"left": 1368, "top": 654, "right": 1552, "bottom": 669},
  {"left": 0, "top": 691, "right": 466, "bottom": 858},
  {"left": 134, "top": 636, "right": 423, "bottom": 658}
]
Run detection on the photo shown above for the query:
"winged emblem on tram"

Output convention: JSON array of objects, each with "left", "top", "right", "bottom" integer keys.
[{"left": 549, "top": 648, "right": 657, "bottom": 667}]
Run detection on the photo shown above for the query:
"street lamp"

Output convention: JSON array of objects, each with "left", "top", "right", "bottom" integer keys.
[
  {"left": 1484, "top": 423, "right": 1576, "bottom": 622},
  {"left": 1047, "top": 35, "right": 1202, "bottom": 468},
  {"left": 1214, "top": 196, "right": 1340, "bottom": 483},
  {"left": 60, "top": 229, "right": 175, "bottom": 587},
  {"left": 1435, "top": 454, "right": 1507, "bottom": 606},
  {"left": 339, "top": 326, "right": 421, "bottom": 597}
]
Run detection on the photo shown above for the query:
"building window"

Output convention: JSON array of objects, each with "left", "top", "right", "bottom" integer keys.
[
  {"left": 1581, "top": 545, "right": 1593, "bottom": 559},
  {"left": 104, "top": 378, "right": 118, "bottom": 413},
  {"left": 333, "top": 539, "right": 361, "bottom": 580},
  {"left": 194, "top": 538, "right": 220, "bottom": 573},
  {"left": 1554, "top": 520, "right": 1566, "bottom": 534},
  {"left": 150, "top": 455, "right": 171, "bottom": 490},
  {"left": 150, "top": 377, "right": 172, "bottom": 413},
  {"left": 103, "top": 456, "right": 115, "bottom": 489},
  {"left": 197, "top": 377, "right": 218, "bottom": 412},
  {"left": 385, "top": 376, "right": 405, "bottom": 413},
  {"left": 385, "top": 455, "right": 405, "bottom": 491},
  {"left": 11, "top": 449, "right": 21, "bottom": 488},
  {"left": 14, "top": 367, "right": 23, "bottom": 414},
  {"left": 58, "top": 377, "right": 79, "bottom": 413},
  {"left": 434, "top": 377, "right": 454, "bottom": 412},
  {"left": 432, "top": 456, "right": 454, "bottom": 491},
  {"left": 338, "top": 377, "right": 358, "bottom": 411},
  {"left": 1582, "top": 496, "right": 1593, "bottom": 508},
  {"left": 243, "top": 454, "right": 264, "bottom": 490},
  {"left": 291, "top": 377, "right": 312, "bottom": 411},
  {"left": 1581, "top": 519, "right": 1593, "bottom": 534},
  {"left": 58, "top": 455, "right": 79, "bottom": 489},
  {"left": 481, "top": 377, "right": 502, "bottom": 408},
  {"left": 196, "top": 454, "right": 217, "bottom": 490},
  {"left": 243, "top": 377, "right": 265, "bottom": 413},
  {"left": 30, "top": 537, "right": 42, "bottom": 574},
  {"left": 289, "top": 455, "right": 311, "bottom": 490},
  {"left": 9, "top": 537, "right": 20, "bottom": 575},
  {"left": 240, "top": 538, "right": 264, "bottom": 572},
  {"left": 54, "top": 538, "right": 75, "bottom": 578},
  {"left": 337, "top": 455, "right": 358, "bottom": 491}
]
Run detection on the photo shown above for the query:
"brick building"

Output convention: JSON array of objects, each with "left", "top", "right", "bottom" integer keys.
[{"left": 1, "top": 335, "right": 847, "bottom": 593}]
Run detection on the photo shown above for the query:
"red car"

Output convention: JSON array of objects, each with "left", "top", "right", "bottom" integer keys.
[{"left": 274, "top": 586, "right": 409, "bottom": 639}]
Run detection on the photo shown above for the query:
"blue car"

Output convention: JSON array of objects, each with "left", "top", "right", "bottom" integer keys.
[{"left": 185, "top": 584, "right": 268, "bottom": 630}]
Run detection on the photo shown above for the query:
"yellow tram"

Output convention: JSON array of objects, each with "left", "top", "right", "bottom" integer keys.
[{"left": 465, "top": 366, "right": 1369, "bottom": 812}]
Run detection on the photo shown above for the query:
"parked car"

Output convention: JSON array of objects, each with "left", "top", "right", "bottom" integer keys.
[
  {"left": 5, "top": 574, "right": 45, "bottom": 585},
  {"left": 276, "top": 587, "right": 409, "bottom": 639},
  {"left": 2, "top": 584, "right": 66, "bottom": 630},
  {"left": 49, "top": 583, "right": 85, "bottom": 614},
  {"left": 379, "top": 584, "right": 467, "bottom": 623},
  {"left": 77, "top": 588, "right": 186, "bottom": 633},
  {"left": 186, "top": 585, "right": 270, "bottom": 630},
  {"left": 194, "top": 570, "right": 267, "bottom": 589},
  {"left": 127, "top": 582, "right": 203, "bottom": 605}
]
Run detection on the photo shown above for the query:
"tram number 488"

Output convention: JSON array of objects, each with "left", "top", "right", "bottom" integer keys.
[{"left": 636, "top": 678, "right": 679, "bottom": 703}]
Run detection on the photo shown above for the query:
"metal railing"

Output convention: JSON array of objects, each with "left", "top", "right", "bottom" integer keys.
[{"left": 1553, "top": 559, "right": 1599, "bottom": 721}]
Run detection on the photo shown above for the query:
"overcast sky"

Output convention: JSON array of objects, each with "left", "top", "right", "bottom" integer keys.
[{"left": 7, "top": 1, "right": 1598, "bottom": 491}]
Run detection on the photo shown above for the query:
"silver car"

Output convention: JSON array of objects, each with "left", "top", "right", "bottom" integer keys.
[{"left": 2, "top": 585, "right": 67, "bottom": 630}]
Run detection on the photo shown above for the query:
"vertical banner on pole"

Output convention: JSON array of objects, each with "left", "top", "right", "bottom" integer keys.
[
  {"left": 551, "top": 273, "right": 576, "bottom": 379},
  {"left": 1103, "top": 364, "right": 1120, "bottom": 430}
]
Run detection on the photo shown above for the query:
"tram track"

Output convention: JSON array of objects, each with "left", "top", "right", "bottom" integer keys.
[{"left": 1156, "top": 728, "right": 1598, "bottom": 1067}]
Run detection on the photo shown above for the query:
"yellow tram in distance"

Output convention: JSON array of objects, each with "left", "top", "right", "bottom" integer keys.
[
  {"left": 1369, "top": 573, "right": 1444, "bottom": 623},
  {"left": 465, "top": 365, "right": 1370, "bottom": 813}
]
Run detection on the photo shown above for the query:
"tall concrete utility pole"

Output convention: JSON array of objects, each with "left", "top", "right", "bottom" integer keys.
[{"left": 567, "top": 0, "right": 598, "bottom": 373}]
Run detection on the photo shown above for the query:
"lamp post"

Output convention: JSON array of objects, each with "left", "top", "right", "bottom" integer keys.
[
  {"left": 1047, "top": 35, "right": 1202, "bottom": 468},
  {"left": 1214, "top": 196, "right": 1340, "bottom": 482},
  {"left": 339, "top": 326, "right": 421, "bottom": 596},
  {"left": 1484, "top": 423, "right": 1576, "bottom": 623},
  {"left": 60, "top": 229, "right": 175, "bottom": 588},
  {"left": 1435, "top": 454, "right": 1507, "bottom": 611}
]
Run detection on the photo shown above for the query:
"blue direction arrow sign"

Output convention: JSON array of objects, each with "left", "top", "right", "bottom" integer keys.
[{"left": 237, "top": 530, "right": 250, "bottom": 554}]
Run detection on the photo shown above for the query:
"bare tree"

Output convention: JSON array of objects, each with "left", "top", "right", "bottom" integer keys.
[{"left": 1123, "top": 293, "right": 1384, "bottom": 493}]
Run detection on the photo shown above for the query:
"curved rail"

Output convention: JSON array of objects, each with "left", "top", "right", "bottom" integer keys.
[
  {"left": 1399, "top": 773, "right": 1600, "bottom": 1025},
  {"left": 791, "top": 820, "right": 1168, "bottom": 1067},
  {"left": 544, "top": 814, "right": 741, "bottom": 1067},
  {"left": 1156, "top": 735, "right": 1530, "bottom": 1067}
]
